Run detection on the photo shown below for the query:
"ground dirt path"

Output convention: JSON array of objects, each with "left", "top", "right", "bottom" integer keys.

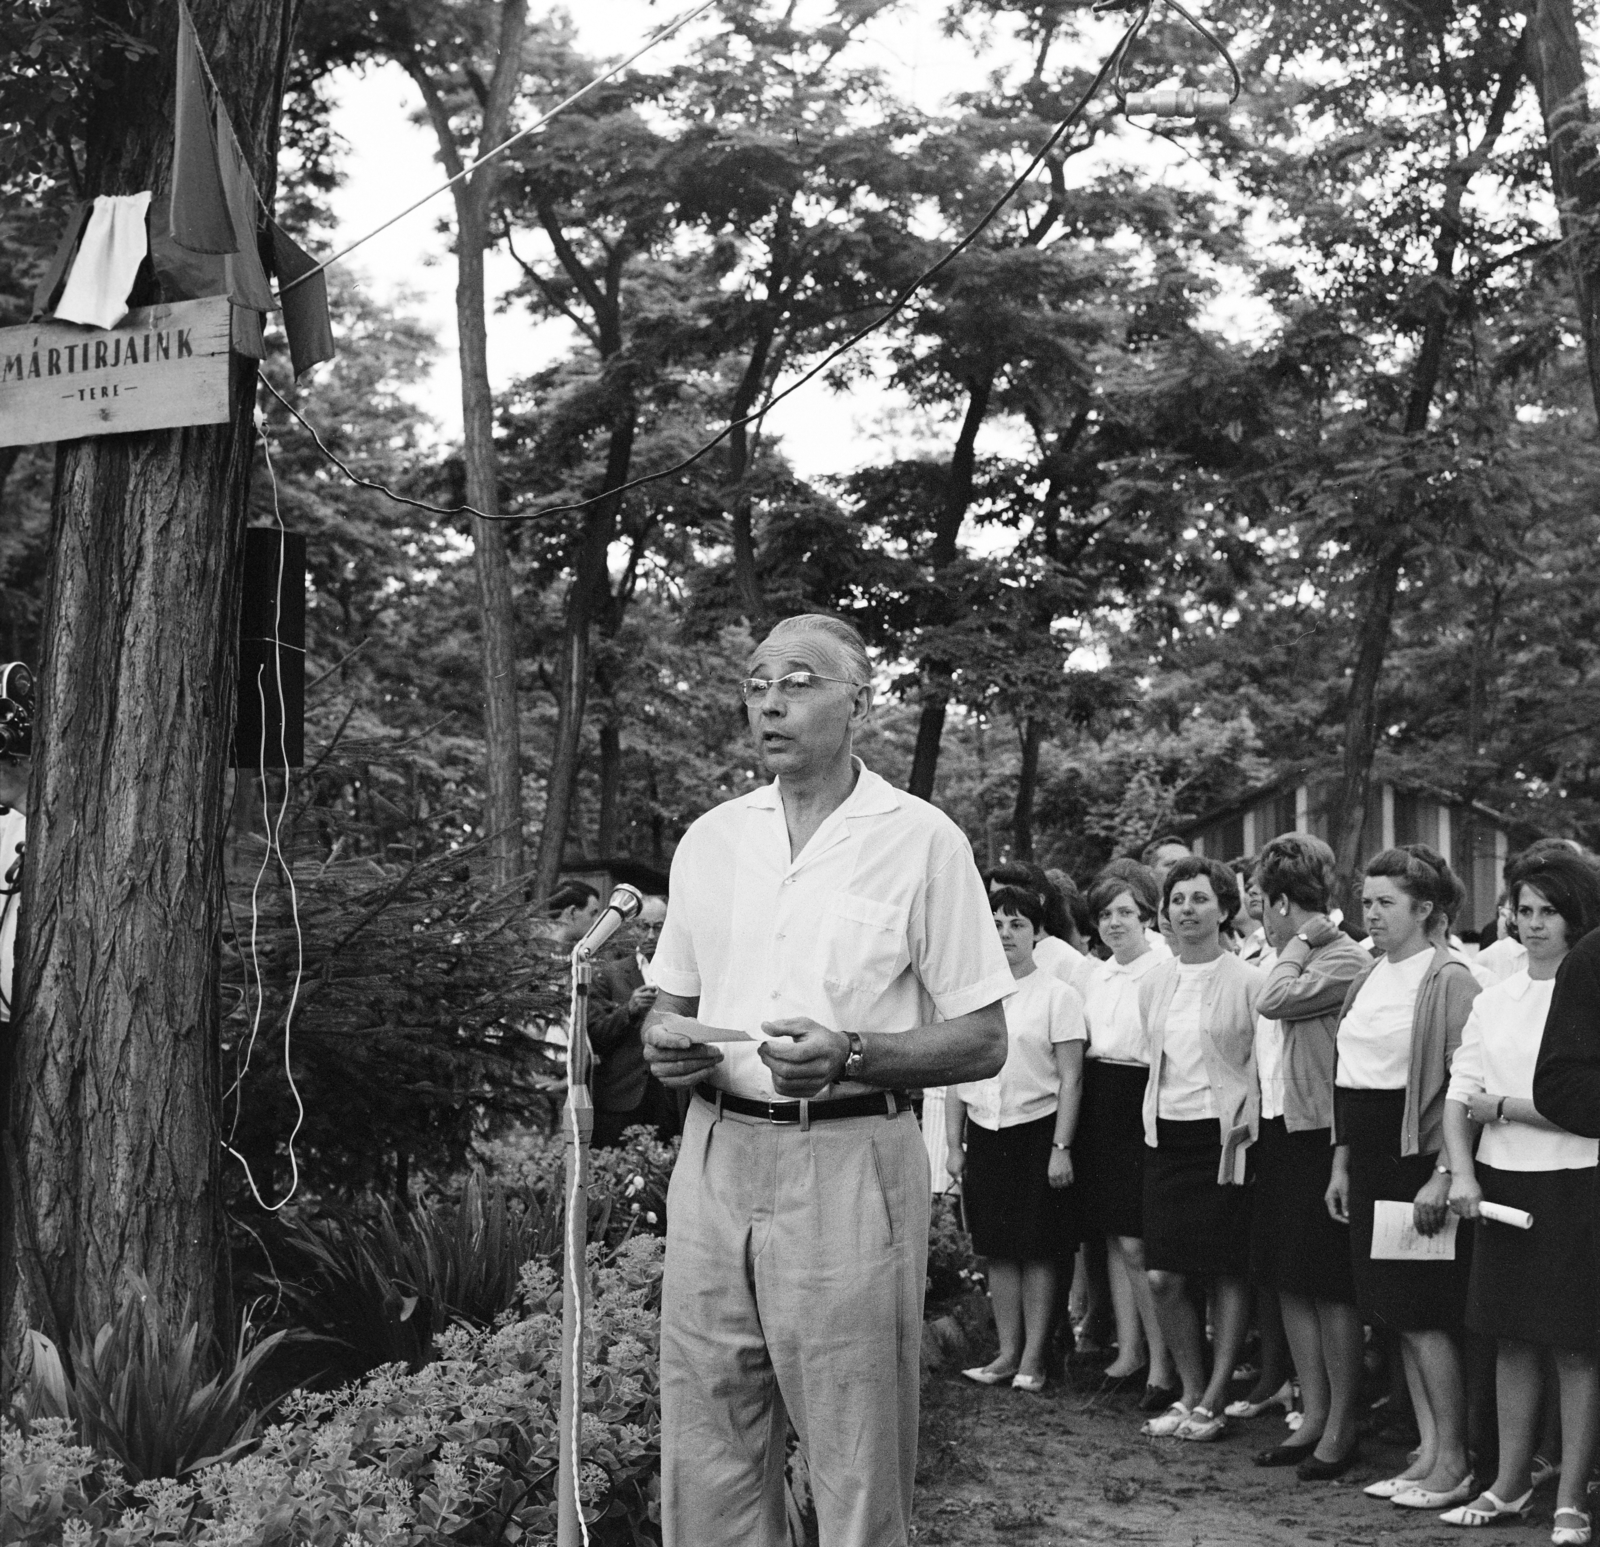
[{"left": 911, "top": 1369, "right": 1544, "bottom": 1547}]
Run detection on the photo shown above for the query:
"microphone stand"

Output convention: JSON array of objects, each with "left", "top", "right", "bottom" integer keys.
[
  {"left": 557, "top": 940, "right": 594, "bottom": 1547},
  {"left": 557, "top": 885, "right": 640, "bottom": 1547}
]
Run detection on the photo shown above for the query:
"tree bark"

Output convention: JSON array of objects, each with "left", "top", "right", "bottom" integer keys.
[
  {"left": 1012, "top": 716, "right": 1043, "bottom": 861},
  {"left": 595, "top": 719, "right": 622, "bottom": 855},
  {"left": 1521, "top": 0, "right": 1600, "bottom": 425},
  {"left": 2, "top": 0, "right": 304, "bottom": 1365},
  {"left": 531, "top": 403, "right": 636, "bottom": 898},
  {"left": 1328, "top": 538, "right": 1406, "bottom": 890},
  {"left": 409, "top": 0, "right": 529, "bottom": 891},
  {"left": 907, "top": 375, "right": 992, "bottom": 800},
  {"left": 527, "top": 216, "right": 640, "bottom": 900}
]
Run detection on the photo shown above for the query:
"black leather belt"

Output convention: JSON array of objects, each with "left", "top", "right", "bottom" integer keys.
[{"left": 695, "top": 1083, "right": 911, "bottom": 1124}]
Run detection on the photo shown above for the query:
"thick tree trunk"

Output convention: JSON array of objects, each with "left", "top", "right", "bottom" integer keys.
[
  {"left": 455, "top": 190, "right": 524, "bottom": 888},
  {"left": 2, "top": 0, "right": 304, "bottom": 1365},
  {"left": 411, "top": 0, "right": 529, "bottom": 891},
  {"left": 907, "top": 376, "right": 991, "bottom": 801},
  {"left": 1328, "top": 539, "right": 1406, "bottom": 898},
  {"left": 1522, "top": 0, "right": 1600, "bottom": 424},
  {"left": 1012, "top": 716, "right": 1043, "bottom": 861}
]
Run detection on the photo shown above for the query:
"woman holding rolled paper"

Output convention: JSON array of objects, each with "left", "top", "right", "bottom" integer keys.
[
  {"left": 1441, "top": 848, "right": 1600, "bottom": 1540},
  {"left": 1327, "top": 845, "right": 1481, "bottom": 1512}
]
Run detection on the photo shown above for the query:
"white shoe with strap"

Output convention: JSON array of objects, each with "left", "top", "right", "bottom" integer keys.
[
  {"left": 1438, "top": 1488, "right": 1532, "bottom": 1527},
  {"left": 1141, "top": 1401, "right": 1191, "bottom": 1437}
]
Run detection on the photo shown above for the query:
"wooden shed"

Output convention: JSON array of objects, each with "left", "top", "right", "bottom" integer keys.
[{"left": 1181, "top": 773, "right": 1539, "bottom": 935}]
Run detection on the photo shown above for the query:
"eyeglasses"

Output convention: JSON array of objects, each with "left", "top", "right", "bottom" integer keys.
[{"left": 740, "top": 672, "right": 865, "bottom": 704}]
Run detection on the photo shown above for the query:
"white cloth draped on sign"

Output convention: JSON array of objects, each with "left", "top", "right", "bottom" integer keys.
[{"left": 53, "top": 193, "right": 153, "bottom": 330}]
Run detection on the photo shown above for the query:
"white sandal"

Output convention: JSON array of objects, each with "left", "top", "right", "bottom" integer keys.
[
  {"left": 1439, "top": 1488, "right": 1532, "bottom": 1527},
  {"left": 1225, "top": 1380, "right": 1295, "bottom": 1419},
  {"left": 1553, "top": 1507, "right": 1592, "bottom": 1546}
]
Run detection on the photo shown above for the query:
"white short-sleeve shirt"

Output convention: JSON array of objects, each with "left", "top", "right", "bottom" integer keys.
[
  {"left": 651, "top": 761, "right": 1015, "bottom": 1100},
  {"left": 1081, "top": 949, "right": 1162, "bottom": 1066},
  {"left": 1448, "top": 970, "right": 1598, "bottom": 1171},
  {"left": 955, "top": 968, "right": 1086, "bottom": 1131}
]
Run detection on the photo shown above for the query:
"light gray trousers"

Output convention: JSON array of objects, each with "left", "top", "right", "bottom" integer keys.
[{"left": 660, "top": 1092, "right": 932, "bottom": 1547}]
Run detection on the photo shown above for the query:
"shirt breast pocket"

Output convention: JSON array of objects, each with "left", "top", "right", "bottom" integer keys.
[{"left": 821, "top": 891, "right": 911, "bottom": 1005}]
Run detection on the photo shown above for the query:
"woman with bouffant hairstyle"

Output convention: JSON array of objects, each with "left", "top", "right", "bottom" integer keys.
[
  {"left": 1249, "top": 834, "right": 1373, "bottom": 1478},
  {"left": 1329, "top": 845, "right": 1481, "bottom": 1511}
]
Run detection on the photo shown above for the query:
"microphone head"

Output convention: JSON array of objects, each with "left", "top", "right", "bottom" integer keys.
[{"left": 608, "top": 883, "right": 644, "bottom": 921}]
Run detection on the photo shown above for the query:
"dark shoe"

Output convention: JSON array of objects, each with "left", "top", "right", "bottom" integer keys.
[
  {"left": 1297, "top": 1445, "right": 1361, "bottom": 1482},
  {"left": 1099, "top": 1364, "right": 1150, "bottom": 1395},
  {"left": 1255, "top": 1443, "right": 1317, "bottom": 1468},
  {"left": 1138, "top": 1382, "right": 1182, "bottom": 1414}
]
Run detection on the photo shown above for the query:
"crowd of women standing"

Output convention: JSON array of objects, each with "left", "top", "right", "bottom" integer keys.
[{"left": 940, "top": 832, "right": 1600, "bottom": 1544}]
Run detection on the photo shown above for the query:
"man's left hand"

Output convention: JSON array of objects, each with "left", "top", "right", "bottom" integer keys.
[{"left": 758, "top": 1017, "right": 850, "bottom": 1098}]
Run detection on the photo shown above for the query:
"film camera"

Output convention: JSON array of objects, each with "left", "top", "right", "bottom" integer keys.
[{"left": 0, "top": 662, "right": 33, "bottom": 764}]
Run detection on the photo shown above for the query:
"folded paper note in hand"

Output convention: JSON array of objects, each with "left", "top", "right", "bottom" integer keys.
[
  {"left": 1371, "top": 1199, "right": 1458, "bottom": 1261},
  {"left": 656, "top": 1011, "right": 756, "bottom": 1044}
]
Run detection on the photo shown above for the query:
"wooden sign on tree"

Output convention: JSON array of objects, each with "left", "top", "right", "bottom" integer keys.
[{"left": 0, "top": 294, "right": 231, "bottom": 449}]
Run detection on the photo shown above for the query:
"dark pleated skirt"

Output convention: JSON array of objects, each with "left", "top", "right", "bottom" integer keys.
[
  {"left": 1143, "top": 1117, "right": 1252, "bottom": 1278},
  {"left": 964, "top": 1112, "right": 1078, "bottom": 1264},
  {"left": 1466, "top": 1162, "right": 1597, "bottom": 1351},
  {"left": 1073, "top": 1060, "right": 1148, "bottom": 1240},
  {"left": 1338, "top": 1087, "right": 1471, "bottom": 1333},
  {"left": 1249, "top": 1116, "right": 1357, "bottom": 1305}
]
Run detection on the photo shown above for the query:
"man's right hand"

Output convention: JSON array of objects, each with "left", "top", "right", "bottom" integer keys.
[{"left": 643, "top": 1016, "right": 724, "bottom": 1087}]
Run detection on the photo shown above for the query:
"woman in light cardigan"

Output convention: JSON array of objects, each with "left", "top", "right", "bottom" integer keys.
[
  {"left": 1136, "top": 855, "right": 1264, "bottom": 1443},
  {"left": 1328, "top": 845, "right": 1481, "bottom": 1512}
]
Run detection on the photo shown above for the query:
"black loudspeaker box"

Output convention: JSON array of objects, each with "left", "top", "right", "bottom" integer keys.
[{"left": 234, "top": 527, "right": 306, "bottom": 768}]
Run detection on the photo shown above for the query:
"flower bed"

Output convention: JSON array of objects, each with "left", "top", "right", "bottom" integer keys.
[{"left": 4, "top": 1239, "right": 663, "bottom": 1547}]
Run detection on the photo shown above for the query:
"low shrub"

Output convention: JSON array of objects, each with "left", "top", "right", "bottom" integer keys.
[
  {"left": 3, "top": 1236, "right": 665, "bottom": 1547},
  {"left": 8, "top": 1277, "right": 286, "bottom": 1484},
  {"left": 476, "top": 1124, "right": 677, "bottom": 1249},
  {"left": 266, "top": 1170, "right": 565, "bottom": 1383}
]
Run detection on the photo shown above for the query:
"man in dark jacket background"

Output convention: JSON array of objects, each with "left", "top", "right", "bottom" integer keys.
[{"left": 588, "top": 894, "right": 677, "bottom": 1147}]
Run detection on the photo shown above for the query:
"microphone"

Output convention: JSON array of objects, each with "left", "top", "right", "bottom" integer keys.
[
  {"left": 572, "top": 884, "right": 645, "bottom": 962},
  {"left": 1124, "top": 88, "right": 1231, "bottom": 121}
]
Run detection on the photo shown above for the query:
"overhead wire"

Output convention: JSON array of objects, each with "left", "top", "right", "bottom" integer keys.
[
  {"left": 278, "top": 0, "right": 722, "bottom": 297},
  {"left": 264, "top": 0, "right": 1189, "bottom": 525}
]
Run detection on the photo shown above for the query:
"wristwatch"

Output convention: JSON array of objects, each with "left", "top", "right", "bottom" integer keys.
[{"left": 842, "top": 1030, "right": 866, "bottom": 1080}]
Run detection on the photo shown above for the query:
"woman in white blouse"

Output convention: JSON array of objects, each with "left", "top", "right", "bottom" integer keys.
[
  {"left": 1137, "top": 856, "right": 1263, "bottom": 1443},
  {"left": 948, "top": 886, "right": 1087, "bottom": 1391},
  {"left": 1328, "top": 846, "right": 1481, "bottom": 1512},
  {"left": 1072, "top": 865, "right": 1178, "bottom": 1408},
  {"left": 1442, "top": 849, "right": 1600, "bottom": 1539}
]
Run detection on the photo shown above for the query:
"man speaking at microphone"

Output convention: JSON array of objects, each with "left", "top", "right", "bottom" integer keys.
[{"left": 643, "top": 614, "right": 1012, "bottom": 1547}]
